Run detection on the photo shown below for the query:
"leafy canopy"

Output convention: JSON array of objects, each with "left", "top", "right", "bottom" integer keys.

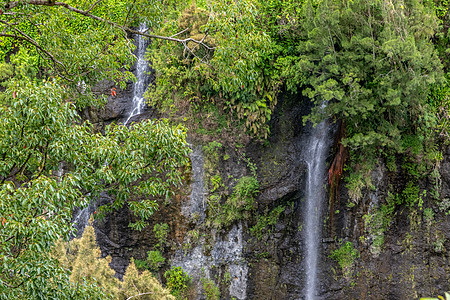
[
  {"left": 0, "top": 0, "right": 193, "bottom": 298},
  {"left": 0, "top": 76, "right": 190, "bottom": 298}
]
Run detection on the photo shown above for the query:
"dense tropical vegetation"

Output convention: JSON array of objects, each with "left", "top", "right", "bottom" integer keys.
[{"left": 0, "top": 0, "right": 449, "bottom": 298}]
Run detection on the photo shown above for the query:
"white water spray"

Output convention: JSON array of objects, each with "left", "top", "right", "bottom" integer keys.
[
  {"left": 124, "top": 23, "right": 149, "bottom": 125},
  {"left": 303, "top": 119, "right": 331, "bottom": 300}
]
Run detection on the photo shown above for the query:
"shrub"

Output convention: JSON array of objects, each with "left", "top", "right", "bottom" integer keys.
[
  {"left": 330, "top": 241, "right": 359, "bottom": 280},
  {"left": 154, "top": 223, "right": 170, "bottom": 250},
  {"left": 201, "top": 278, "right": 220, "bottom": 300},
  {"left": 164, "top": 266, "right": 191, "bottom": 299},
  {"left": 147, "top": 250, "right": 166, "bottom": 271}
]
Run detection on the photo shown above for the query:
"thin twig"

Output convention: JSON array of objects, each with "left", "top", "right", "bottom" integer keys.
[
  {"left": 85, "top": 0, "right": 102, "bottom": 13},
  {"left": 126, "top": 292, "right": 153, "bottom": 300},
  {"left": 170, "top": 27, "right": 189, "bottom": 38},
  {"left": 4, "top": 1, "right": 215, "bottom": 51}
]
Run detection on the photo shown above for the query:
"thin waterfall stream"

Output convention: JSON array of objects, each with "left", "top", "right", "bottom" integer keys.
[
  {"left": 72, "top": 24, "right": 149, "bottom": 236},
  {"left": 124, "top": 23, "right": 150, "bottom": 125},
  {"left": 303, "top": 119, "right": 331, "bottom": 300}
]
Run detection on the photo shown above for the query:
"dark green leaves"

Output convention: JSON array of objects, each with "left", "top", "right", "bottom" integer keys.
[{"left": 300, "top": 0, "right": 443, "bottom": 151}]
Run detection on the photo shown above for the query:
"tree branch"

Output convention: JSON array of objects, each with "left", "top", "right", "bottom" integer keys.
[
  {"left": 85, "top": 0, "right": 102, "bottom": 13},
  {"left": 126, "top": 292, "right": 153, "bottom": 300},
  {"left": 3, "top": 0, "right": 215, "bottom": 56},
  {"left": 123, "top": 0, "right": 136, "bottom": 26}
]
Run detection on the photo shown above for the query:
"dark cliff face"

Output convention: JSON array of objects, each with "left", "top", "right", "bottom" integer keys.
[{"left": 87, "top": 84, "right": 450, "bottom": 299}]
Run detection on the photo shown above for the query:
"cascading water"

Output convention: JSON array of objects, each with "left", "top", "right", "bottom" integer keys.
[
  {"left": 72, "top": 205, "right": 91, "bottom": 237},
  {"left": 303, "top": 118, "right": 331, "bottom": 300},
  {"left": 72, "top": 26, "right": 150, "bottom": 235},
  {"left": 124, "top": 23, "right": 150, "bottom": 125}
]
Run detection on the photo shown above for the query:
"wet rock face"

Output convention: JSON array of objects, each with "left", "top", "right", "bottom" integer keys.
[
  {"left": 88, "top": 91, "right": 316, "bottom": 298},
  {"left": 172, "top": 223, "right": 249, "bottom": 300},
  {"left": 249, "top": 95, "right": 309, "bottom": 206},
  {"left": 82, "top": 80, "right": 133, "bottom": 126},
  {"left": 325, "top": 150, "right": 450, "bottom": 300},
  {"left": 89, "top": 78, "right": 450, "bottom": 300},
  {"left": 93, "top": 193, "right": 137, "bottom": 278},
  {"left": 92, "top": 190, "right": 188, "bottom": 279},
  {"left": 182, "top": 145, "right": 206, "bottom": 224},
  {"left": 170, "top": 94, "right": 323, "bottom": 300}
]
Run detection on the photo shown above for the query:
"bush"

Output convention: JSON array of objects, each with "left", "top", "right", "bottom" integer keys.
[
  {"left": 154, "top": 223, "right": 170, "bottom": 250},
  {"left": 221, "top": 176, "right": 259, "bottom": 226},
  {"left": 164, "top": 266, "right": 191, "bottom": 299},
  {"left": 201, "top": 278, "right": 220, "bottom": 300},
  {"left": 330, "top": 241, "right": 359, "bottom": 280},
  {"left": 147, "top": 250, "right": 166, "bottom": 271}
]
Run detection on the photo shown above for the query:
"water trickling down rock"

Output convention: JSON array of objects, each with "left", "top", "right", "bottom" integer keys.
[
  {"left": 182, "top": 145, "right": 206, "bottom": 223},
  {"left": 303, "top": 119, "right": 331, "bottom": 300},
  {"left": 124, "top": 23, "right": 150, "bottom": 125}
]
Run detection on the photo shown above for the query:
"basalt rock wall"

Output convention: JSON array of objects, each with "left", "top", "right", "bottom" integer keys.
[{"left": 88, "top": 85, "right": 450, "bottom": 299}]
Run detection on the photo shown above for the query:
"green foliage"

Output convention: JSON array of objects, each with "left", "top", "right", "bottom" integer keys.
[
  {"left": 229, "top": 176, "right": 259, "bottom": 209},
  {"left": 0, "top": 0, "right": 135, "bottom": 92},
  {"left": 0, "top": 0, "right": 191, "bottom": 90},
  {"left": 204, "top": 147, "right": 260, "bottom": 229},
  {"left": 154, "top": 223, "right": 170, "bottom": 250},
  {"left": 146, "top": 3, "right": 276, "bottom": 138},
  {"left": 1, "top": 0, "right": 449, "bottom": 296},
  {"left": 345, "top": 159, "right": 375, "bottom": 203},
  {"left": 420, "top": 291, "right": 450, "bottom": 300},
  {"left": 200, "top": 277, "right": 220, "bottom": 300},
  {"left": 250, "top": 205, "right": 285, "bottom": 240},
  {"left": 0, "top": 30, "right": 189, "bottom": 298},
  {"left": 301, "top": 0, "right": 442, "bottom": 147},
  {"left": 217, "top": 176, "right": 259, "bottom": 227},
  {"left": 203, "top": 141, "right": 223, "bottom": 156},
  {"left": 147, "top": 250, "right": 166, "bottom": 272},
  {"left": 296, "top": 0, "right": 444, "bottom": 202},
  {"left": 121, "top": 259, "right": 175, "bottom": 300},
  {"left": 330, "top": 241, "right": 359, "bottom": 280},
  {"left": 432, "top": 236, "right": 447, "bottom": 253},
  {"left": 59, "top": 222, "right": 120, "bottom": 297},
  {"left": 130, "top": 0, "right": 450, "bottom": 214},
  {"left": 429, "top": 0, "right": 450, "bottom": 73},
  {"left": 394, "top": 182, "right": 425, "bottom": 209},
  {"left": 164, "top": 266, "right": 192, "bottom": 299},
  {"left": 362, "top": 192, "right": 396, "bottom": 256},
  {"left": 133, "top": 223, "right": 169, "bottom": 272},
  {"left": 134, "top": 258, "right": 149, "bottom": 271},
  {"left": 423, "top": 208, "right": 435, "bottom": 226},
  {"left": 134, "top": 250, "right": 166, "bottom": 273},
  {"left": 429, "top": 77, "right": 450, "bottom": 142},
  {"left": 183, "top": 229, "right": 201, "bottom": 253}
]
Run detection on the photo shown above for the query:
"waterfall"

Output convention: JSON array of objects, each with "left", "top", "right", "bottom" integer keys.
[
  {"left": 72, "top": 205, "right": 91, "bottom": 238},
  {"left": 124, "top": 23, "right": 150, "bottom": 125},
  {"left": 303, "top": 119, "right": 331, "bottom": 300},
  {"left": 71, "top": 24, "right": 149, "bottom": 238}
]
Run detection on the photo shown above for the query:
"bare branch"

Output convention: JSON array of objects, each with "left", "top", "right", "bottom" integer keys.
[
  {"left": 123, "top": 0, "right": 136, "bottom": 26},
  {"left": 1, "top": 0, "right": 215, "bottom": 79},
  {"left": 170, "top": 27, "right": 189, "bottom": 38},
  {"left": 3, "top": 0, "right": 215, "bottom": 51},
  {"left": 126, "top": 292, "right": 153, "bottom": 300},
  {"left": 85, "top": 0, "right": 102, "bottom": 13}
]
